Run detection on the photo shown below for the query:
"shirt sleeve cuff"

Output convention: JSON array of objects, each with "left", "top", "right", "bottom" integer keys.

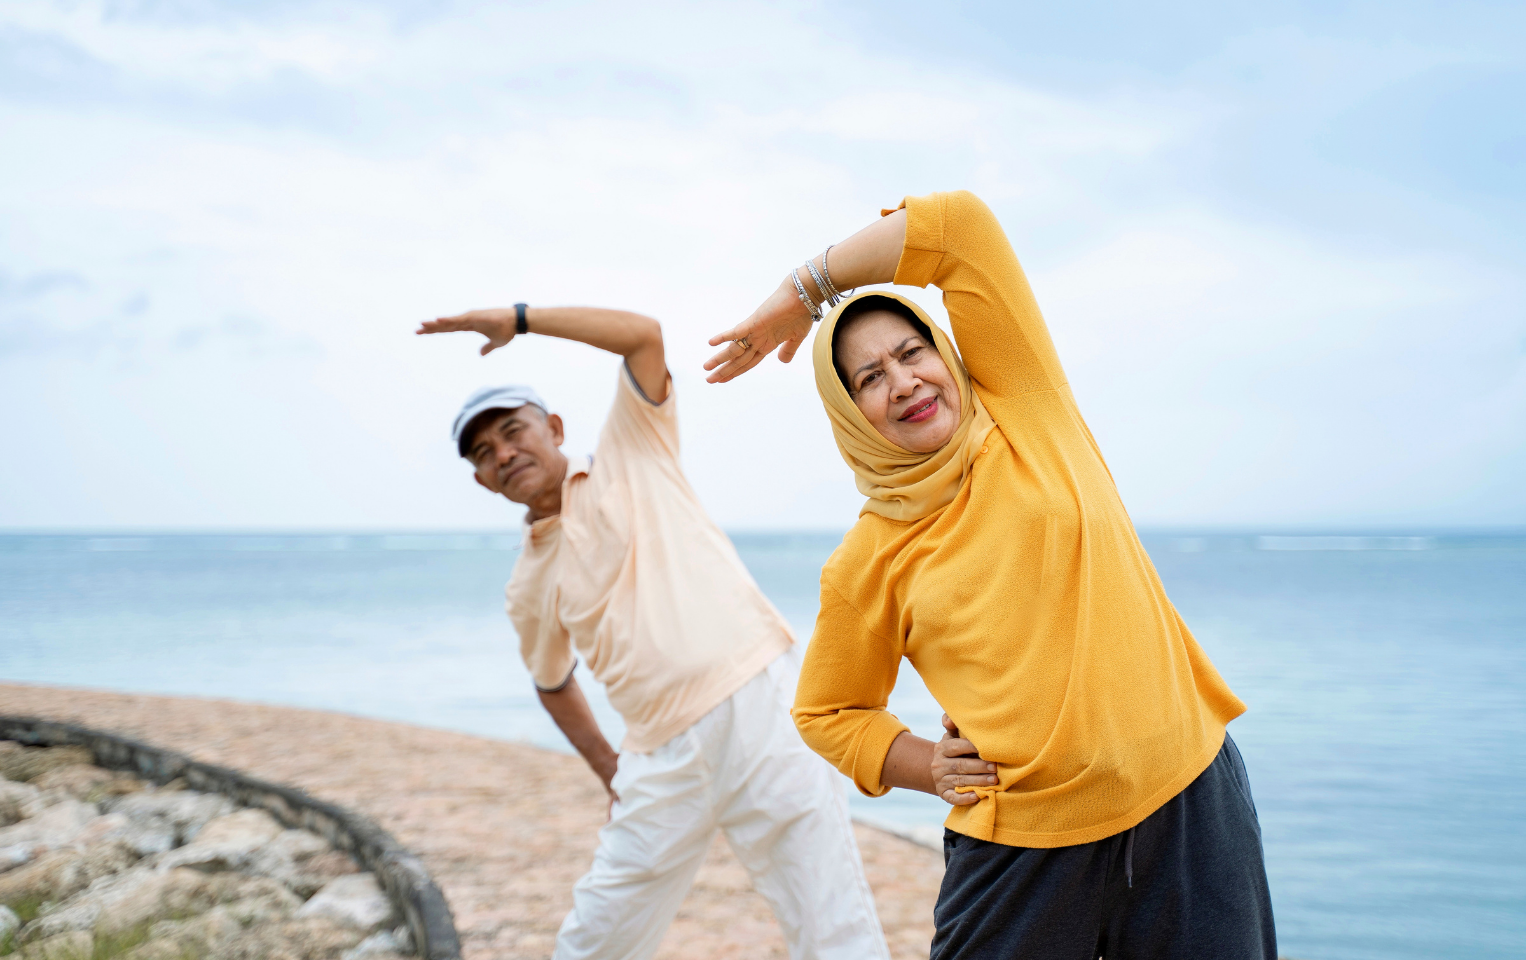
[
  {"left": 532, "top": 658, "right": 578, "bottom": 693},
  {"left": 846, "top": 710, "right": 911, "bottom": 797},
  {"left": 622, "top": 359, "right": 670, "bottom": 407},
  {"left": 889, "top": 192, "right": 946, "bottom": 290}
]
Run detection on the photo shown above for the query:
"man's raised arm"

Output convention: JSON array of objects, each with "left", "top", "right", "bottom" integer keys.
[{"left": 418, "top": 305, "right": 668, "bottom": 402}]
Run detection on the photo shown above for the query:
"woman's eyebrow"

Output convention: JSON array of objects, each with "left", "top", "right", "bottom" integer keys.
[{"left": 853, "top": 337, "right": 919, "bottom": 377}]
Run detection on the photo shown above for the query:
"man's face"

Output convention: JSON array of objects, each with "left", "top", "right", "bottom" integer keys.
[{"left": 466, "top": 406, "right": 568, "bottom": 506}]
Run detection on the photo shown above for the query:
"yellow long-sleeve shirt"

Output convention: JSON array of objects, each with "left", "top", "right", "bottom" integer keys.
[{"left": 792, "top": 190, "right": 1246, "bottom": 849}]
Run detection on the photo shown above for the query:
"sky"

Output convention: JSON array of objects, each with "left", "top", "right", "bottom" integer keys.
[{"left": 1, "top": 0, "right": 1522, "bottom": 531}]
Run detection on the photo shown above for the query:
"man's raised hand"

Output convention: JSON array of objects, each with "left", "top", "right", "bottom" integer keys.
[{"left": 416, "top": 309, "right": 518, "bottom": 356}]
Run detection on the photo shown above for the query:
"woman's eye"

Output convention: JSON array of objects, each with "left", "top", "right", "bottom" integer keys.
[
  {"left": 858, "top": 371, "right": 882, "bottom": 390},
  {"left": 903, "top": 347, "right": 922, "bottom": 362}
]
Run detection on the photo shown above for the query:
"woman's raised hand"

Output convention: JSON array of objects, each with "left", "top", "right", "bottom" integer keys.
[
  {"left": 416, "top": 309, "right": 517, "bottom": 356},
  {"left": 932, "top": 713, "right": 996, "bottom": 807},
  {"left": 704, "top": 277, "right": 816, "bottom": 383}
]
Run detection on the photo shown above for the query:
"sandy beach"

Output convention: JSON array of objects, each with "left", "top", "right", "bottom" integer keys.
[{"left": 0, "top": 682, "right": 942, "bottom": 959}]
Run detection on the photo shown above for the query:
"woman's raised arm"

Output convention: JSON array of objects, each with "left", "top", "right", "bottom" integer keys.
[
  {"left": 703, "top": 208, "right": 907, "bottom": 383},
  {"left": 894, "top": 191, "right": 1067, "bottom": 399}
]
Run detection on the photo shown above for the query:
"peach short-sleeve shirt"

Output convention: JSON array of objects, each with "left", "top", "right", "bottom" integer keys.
[{"left": 505, "top": 365, "right": 795, "bottom": 753}]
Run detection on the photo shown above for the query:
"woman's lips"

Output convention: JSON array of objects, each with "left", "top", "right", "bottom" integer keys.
[{"left": 899, "top": 396, "right": 939, "bottom": 423}]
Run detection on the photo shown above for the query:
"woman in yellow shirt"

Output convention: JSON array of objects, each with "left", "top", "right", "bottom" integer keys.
[{"left": 706, "top": 191, "right": 1276, "bottom": 959}]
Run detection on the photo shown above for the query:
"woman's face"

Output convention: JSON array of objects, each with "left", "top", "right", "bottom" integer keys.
[{"left": 836, "top": 310, "right": 962, "bottom": 453}]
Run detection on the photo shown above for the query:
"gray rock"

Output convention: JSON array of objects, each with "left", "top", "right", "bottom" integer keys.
[
  {"left": 155, "top": 807, "right": 284, "bottom": 873},
  {"left": 295, "top": 873, "right": 398, "bottom": 934},
  {"left": 21, "top": 865, "right": 297, "bottom": 943},
  {"left": 0, "top": 904, "right": 20, "bottom": 942},
  {"left": 27, "top": 766, "right": 111, "bottom": 799},
  {"left": 295, "top": 849, "right": 361, "bottom": 883},
  {"left": 261, "top": 828, "right": 331, "bottom": 863},
  {"left": 17, "top": 792, "right": 69, "bottom": 823},
  {"left": 19, "top": 929, "right": 92, "bottom": 960},
  {"left": 243, "top": 916, "right": 366, "bottom": 960},
  {"left": 244, "top": 829, "right": 359, "bottom": 897},
  {"left": 180, "top": 808, "right": 284, "bottom": 848},
  {"left": 110, "top": 819, "right": 176, "bottom": 858},
  {"left": 125, "top": 915, "right": 363, "bottom": 960},
  {"left": 0, "top": 746, "right": 93, "bottom": 784},
  {"left": 5, "top": 809, "right": 171, "bottom": 860},
  {"left": 118, "top": 887, "right": 303, "bottom": 959},
  {"left": 17, "top": 865, "right": 157, "bottom": 941},
  {"left": 341, "top": 928, "right": 407, "bottom": 959},
  {"left": 17, "top": 791, "right": 76, "bottom": 822},
  {"left": 0, "top": 841, "right": 44, "bottom": 874},
  {"left": 29, "top": 766, "right": 143, "bottom": 805},
  {"left": 106, "top": 789, "right": 234, "bottom": 845},
  {"left": 0, "top": 781, "right": 41, "bottom": 827},
  {"left": 0, "top": 799, "right": 99, "bottom": 849},
  {"left": 0, "top": 839, "right": 138, "bottom": 905},
  {"left": 63, "top": 812, "right": 129, "bottom": 848},
  {"left": 124, "top": 907, "right": 244, "bottom": 960},
  {"left": 391, "top": 922, "right": 414, "bottom": 953},
  {"left": 0, "top": 759, "right": 414, "bottom": 960}
]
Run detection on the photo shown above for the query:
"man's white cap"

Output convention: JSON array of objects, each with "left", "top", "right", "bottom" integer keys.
[{"left": 451, "top": 385, "right": 547, "bottom": 457}]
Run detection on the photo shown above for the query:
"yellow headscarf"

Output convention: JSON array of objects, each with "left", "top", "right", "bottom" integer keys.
[{"left": 813, "top": 291, "right": 996, "bottom": 522}]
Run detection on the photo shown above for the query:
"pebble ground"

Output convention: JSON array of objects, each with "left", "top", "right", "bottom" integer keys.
[{"left": 0, "top": 682, "right": 943, "bottom": 959}]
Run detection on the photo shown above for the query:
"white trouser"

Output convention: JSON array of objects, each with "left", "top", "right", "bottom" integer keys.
[{"left": 553, "top": 648, "right": 889, "bottom": 960}]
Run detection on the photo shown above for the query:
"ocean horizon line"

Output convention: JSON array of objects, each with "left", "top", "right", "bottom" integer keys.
[
  {"left": 2, "top": 524, "right": 1524, "bottom": 537},
  {"left": 2, "top": 527, "right": 1524, "bottom": 555}
]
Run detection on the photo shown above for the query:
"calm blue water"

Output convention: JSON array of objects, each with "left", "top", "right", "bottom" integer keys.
[{"left": 1, "top": 531, "right": 1523, "bottom": 960}]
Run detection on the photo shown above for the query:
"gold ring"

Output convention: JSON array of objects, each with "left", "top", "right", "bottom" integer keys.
[{"left": 735, "top": 337, "right": 752, "bottom": 351}]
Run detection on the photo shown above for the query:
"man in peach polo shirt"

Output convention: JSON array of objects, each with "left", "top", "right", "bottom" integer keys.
[{"left": 417, "top": 303, "right": 887, "bottom": 960}]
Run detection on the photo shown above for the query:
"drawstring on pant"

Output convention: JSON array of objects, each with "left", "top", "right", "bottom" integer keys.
[{"left": 1123, "top": 826, "right": 1136, "bottom": 889}]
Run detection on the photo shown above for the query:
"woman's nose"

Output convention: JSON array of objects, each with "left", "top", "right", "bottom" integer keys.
[{"left": 888, "top": 365, "right": 921, "bottom": 401}]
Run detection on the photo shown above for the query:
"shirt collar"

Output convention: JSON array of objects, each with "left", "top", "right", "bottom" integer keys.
[{"left": 523, "top": 454, "right": 591, "bottom": 539}]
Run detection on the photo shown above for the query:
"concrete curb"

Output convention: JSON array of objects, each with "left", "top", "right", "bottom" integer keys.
[{"left": 0, "top": 715, "right": 462, "bottom": 960}]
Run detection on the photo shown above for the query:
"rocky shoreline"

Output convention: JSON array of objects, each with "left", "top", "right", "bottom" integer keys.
[
  {"left": 0, "top": 684, "right": 945, "bottom": 959},
  {"left": 0, "top": 742, "right": 412, "bottom": 960}
]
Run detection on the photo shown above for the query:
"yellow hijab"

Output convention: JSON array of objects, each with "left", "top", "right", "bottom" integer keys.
[{"left": 813, "top": 291, "right": 996, "bottom": 522}]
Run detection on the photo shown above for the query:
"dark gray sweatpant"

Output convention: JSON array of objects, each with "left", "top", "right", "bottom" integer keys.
[{"left": 930, "top": 734, "right": 1276, "bottom": 960}]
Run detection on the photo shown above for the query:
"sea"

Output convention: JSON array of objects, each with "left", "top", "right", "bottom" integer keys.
[{"left": 1, "top": 530, "right": 1523, "bottom": 960}]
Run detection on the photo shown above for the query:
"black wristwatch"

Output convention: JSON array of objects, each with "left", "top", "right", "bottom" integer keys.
[{"left": 514, "top": 302, "right": 529, "bottom": 335}]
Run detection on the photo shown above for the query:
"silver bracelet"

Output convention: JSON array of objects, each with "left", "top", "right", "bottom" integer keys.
[
  {"left": 805, "top": 258, "right": 837, "bottom": 308},
  {"left": 791, "top": 269, "right": 824, "bottom": 322},
  {"left": 820, "top": 245, "right": 851, "bottom": 301}
]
